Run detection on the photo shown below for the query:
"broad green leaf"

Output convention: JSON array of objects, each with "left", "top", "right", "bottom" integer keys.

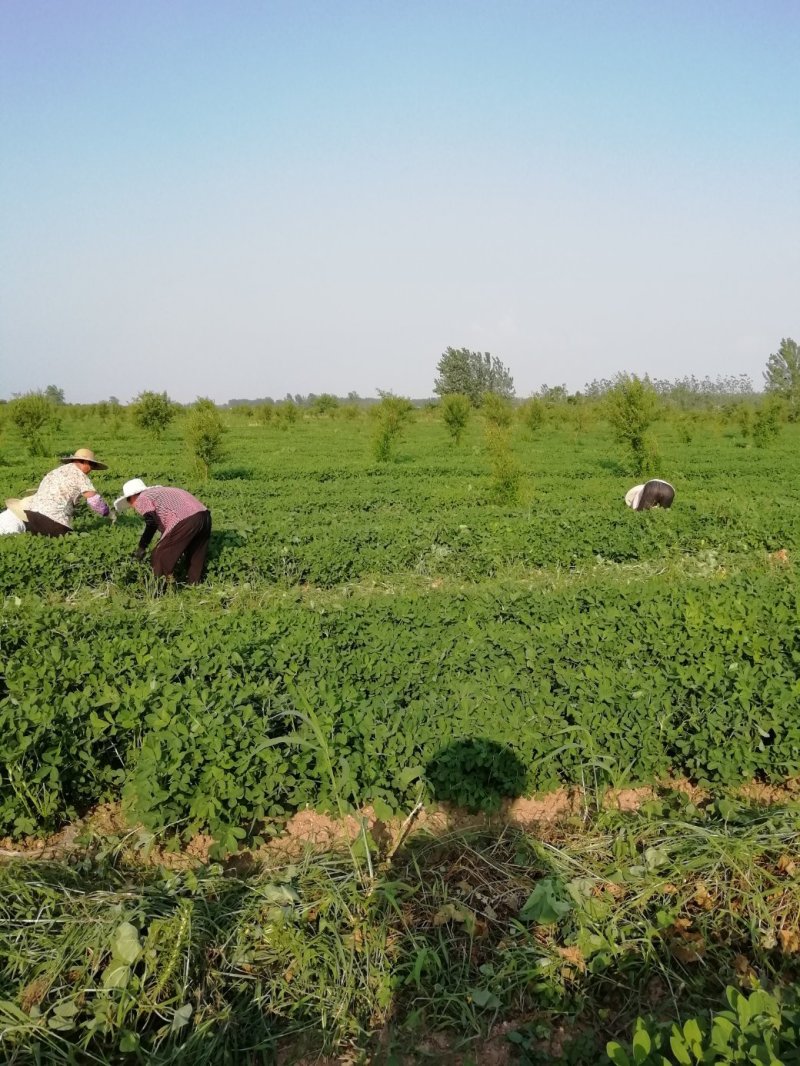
[
  {"left": 111, "top": 922, "right": 141, "bottom": 965},
  {"left": 669, "top": 1033, "right": 692, "bottom": 1065},
  {"left": 102, "top": 962, "right": 131, "bottom": 990},
  {"left": 171, "top": 1003, "right": 193, "bottom": 1031},
  {"left": 468, "top": 986, "right": 500, "bottom": 1010},
  {"left": 632, "top": 1021, "right": 651, "bottom": 1063},
  {"left": 606, "top": 1042, "right": 632, "bottom": 1066},
  {"left": 371, "top": 796, "right": 394, "bottom": 821},
  {"left": 119, "top": 1031, "right": 140, "bottom": 1053},
  {"left": 519, "top": 878, "right": 572, "bottom": 925}
]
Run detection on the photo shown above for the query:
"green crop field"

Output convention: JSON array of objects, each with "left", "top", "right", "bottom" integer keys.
[{"left": 2, "top": 403, "right": 800, "bottom": 1063}]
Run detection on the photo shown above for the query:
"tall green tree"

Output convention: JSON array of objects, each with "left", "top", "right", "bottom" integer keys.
[
  {"left": 434, "top": 348, "right": 515, "bottom": 405},
  {"left": 764, "top": 337, "right": 800, "bottom": 421}
]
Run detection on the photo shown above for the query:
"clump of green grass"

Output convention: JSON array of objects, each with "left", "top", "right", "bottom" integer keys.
[{"left": 1, "top": 794, "right": 800, "bottom": 1062}]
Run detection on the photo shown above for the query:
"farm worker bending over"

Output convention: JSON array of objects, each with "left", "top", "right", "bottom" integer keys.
[
  {"left": 115, "top": 479, "right": 211, "bottom": 585},
  {"left": 0, "top": 495, "right": 36, "bottom": 534},
  {"left": 24, "top": 449, "right": 111, "bottom": 536},
  {"left": 625, "top": 479, "right": 675, "bottom": 511}
]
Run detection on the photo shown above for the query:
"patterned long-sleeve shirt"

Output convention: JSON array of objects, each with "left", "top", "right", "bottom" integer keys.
[
  {"left": 133, "top": 486, "right": 207, "bottom": 550},
  {"left": 28, "top": 464, "right": 96, "bottom": 528}
]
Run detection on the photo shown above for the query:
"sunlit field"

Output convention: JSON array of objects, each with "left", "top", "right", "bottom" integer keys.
[{"left": 2, "top": 403, "right": 799, "bottom": 1063}]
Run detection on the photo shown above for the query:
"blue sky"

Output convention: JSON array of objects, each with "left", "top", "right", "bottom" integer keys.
[{"left": 1, "top": 1, "right": 798, "bottom": 403}]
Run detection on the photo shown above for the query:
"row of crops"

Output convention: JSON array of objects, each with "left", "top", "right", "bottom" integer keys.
[
  {"left": 3, "top": 569, "right": 799, "bottom": 848},
  {"left": 0, "top": 498, "right": 796, "bottom": 593},
  {"left": 3, "top": 417, "right": 798, "bottom": 592}
]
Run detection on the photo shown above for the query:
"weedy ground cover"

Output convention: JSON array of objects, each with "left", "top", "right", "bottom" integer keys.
[{"left": 1, "top": 797, "right": 799, "bottom": 1063}]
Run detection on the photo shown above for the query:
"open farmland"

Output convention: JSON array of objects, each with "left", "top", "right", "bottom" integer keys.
[{"left": 2, "top": 404, "right": 800, "bottom": 1063}]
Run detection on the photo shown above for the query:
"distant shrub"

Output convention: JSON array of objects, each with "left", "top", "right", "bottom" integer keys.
[
  {"left": 276, "top": 401, "right": 299, "bottom": 428},
  {"left": 131, "top": 391, "right": 176, "bottom": 438},
  {"left": 519, "top": 398, "right": 546, "bottom": 435},
  {"left": 8, "top": 391, "right": 55, "bottom": 456},
  {"left": 734, "top": 403, "right": 754, "bottom": 440},
  {"left": 675, "top": 412, "right": 695, "bottom": 443},
  {"left": 441, "top": 393, "right": 471, "bottom": 444},
  {"left": 371, "top": 395, "right": 413, "bottom": 462},
  {"left": 752, "top": 397, "right": 784, "bottom": 448},
  {"left": 185, "top": 398, "right": 227, "bottom": 479},
  {"left": 604, "top": 375, "right": 661, "bottom": 477},
  {"left": 256, "top": 404, "right": 274, "bottom": 425},
  {"left": 481, "top": 391, "right": 513, "bottom": 429},
  {"left": 311, "top": 394, "right": 339, "bottom": 416},
  {"left": 485, "top": 425, "right": 523, "bottom": 503}
]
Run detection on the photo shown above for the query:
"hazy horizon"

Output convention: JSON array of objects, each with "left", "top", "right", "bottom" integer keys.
[{"left": 2, "top": 2, "right": 798, "bottom": 404}]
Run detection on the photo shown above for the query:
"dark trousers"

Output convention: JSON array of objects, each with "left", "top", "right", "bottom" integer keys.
[
  {"left": 636, "top": 481, "right": 675, "bottom": 511},
  {"left": 152, "top": 511, "right": 211, "bottom": 584},
  {"left": 25, "top": 511, "right": 71, "bottom": 536}
]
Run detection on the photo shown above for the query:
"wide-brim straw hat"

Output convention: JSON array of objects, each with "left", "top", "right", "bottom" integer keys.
[
  {"left": 5, "top": 495, "right": 36, "bottom": 523},
  {"left": 114, "top": 478, "right": 148, "bottom": 513},
  {"left": 59, "top": 447, "right": 108, "bottom": 470}
]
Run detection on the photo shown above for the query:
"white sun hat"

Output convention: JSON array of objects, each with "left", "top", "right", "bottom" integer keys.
[
  {"left": 114, "top": 478, "right": 148, "bottom": 513},
  {"left": 625, "top": 485, "right": 645, "bottom": 509}
]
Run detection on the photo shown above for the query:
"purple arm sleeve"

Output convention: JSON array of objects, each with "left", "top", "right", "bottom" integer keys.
[{"left": 87, "top": 493, "right": 110, "bottom": 517}]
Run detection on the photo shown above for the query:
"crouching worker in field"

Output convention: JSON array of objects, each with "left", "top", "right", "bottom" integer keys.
[
  {"left": 625, "top": 479, "right": 675, "bottom": 511},
  {"left": 115, "top": 479, "right": 211, "bottom": 585},
  {"left": 0, "top": 495, "right": 36, "bottom": 534},
  {"left": 24, "top": 448, "right": 112, "bottom": 535}
]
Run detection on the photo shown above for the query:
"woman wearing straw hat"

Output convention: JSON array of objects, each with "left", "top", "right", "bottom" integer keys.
[{"left": 24, "top": 448, "right": 113, "bottom": 536}]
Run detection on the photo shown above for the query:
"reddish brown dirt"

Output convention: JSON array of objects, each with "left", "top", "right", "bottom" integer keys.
[{"left": 2, "top": 777, "right": 799, "bottom": 867}]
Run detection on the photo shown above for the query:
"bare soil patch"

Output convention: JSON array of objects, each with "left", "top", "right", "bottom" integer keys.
[{"left": 3, "top": 777, "right": 799, "bottom": 868}]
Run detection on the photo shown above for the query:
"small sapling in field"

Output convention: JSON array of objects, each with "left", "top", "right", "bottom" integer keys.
[
  {"left": 604, "top": 374, "right": 661, "bottom": 476},
  {"left": 441, "top": 393, "right": 471, "bottom": 444}
]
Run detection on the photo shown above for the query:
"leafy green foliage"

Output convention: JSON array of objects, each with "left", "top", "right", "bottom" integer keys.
[
  {"left": 8, "top": 391, "right": 56, "bottom": 456},
  {"left": 185, "top": 398, "right": 227, "bottom": 479},
  {"left": 604, "top": 375, "right": 661, "bottom": 476},
  {"left": 519, "top": 396, "right": 546, "bottom": 434},
  {"left": 275, "top": 399, "right": 299, "bottom": 427},
  {"left": 481, "top": 391, "right": 513, "bottom": 428},
  {"left": 484, "top": 424, "right": 522, "bottom": 502},
  {"left": 310, "top": 393, "right": 339, "bottom": 416},
  {"left": 434, "top": 347, "right": 515, "bottom": 404},
  {"left": 440, "top": 393, "right": 471, "bottom": 444},
  {"left": 131, "top": 391, "right": 177, "bottom": 438},
  {"left": 371, "top": 394, "right": 413, "bottom": 461},
  {"left": 763, "top": 336, "right": 800, "bottom": 421},
  {"left": 608, "top": 986, "right": 800, "bottom": 1065},
  {"left": 2, "top": 571, "right": 800, "bottom": 844},
  {"left": 752, "top": 397, "right": 784, "bottom": 448}
]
